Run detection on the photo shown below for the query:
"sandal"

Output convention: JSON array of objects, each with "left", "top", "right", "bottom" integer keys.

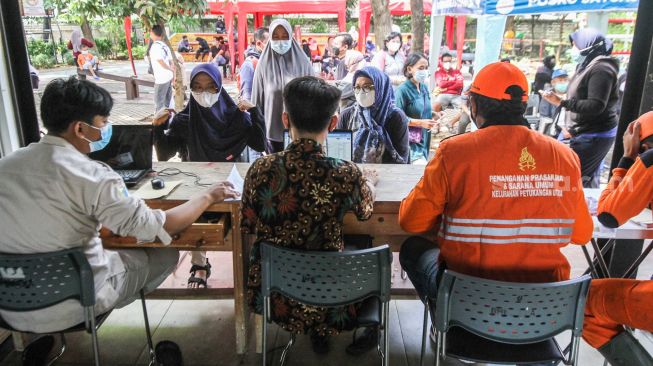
[
  {"left": 345, "top": 326, "right": 378, "bottom": 356},
  {"left": 22, "top": 335, "right": 54, "bottom": 366},
  {"left": 187, "top": 259, "right": 211, "bottom": 288}
]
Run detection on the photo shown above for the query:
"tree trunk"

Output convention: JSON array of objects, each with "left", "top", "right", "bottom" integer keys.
[
  {"left": 159, "top": 20, "right": 185, "bottom": 111},
  {"left": 410, "top": 0, "right": 425, "bottom": 54},
  {"left": 80, "top": 16, "right": 95, "bottom": 44},
  {"left": 42, "top": 17, "right": 50, "bottom": 41},
  {"left": 370, "top": 0, "right": 392, "bottom": 50}
]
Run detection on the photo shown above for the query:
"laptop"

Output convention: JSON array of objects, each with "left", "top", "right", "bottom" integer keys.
[
  {"left": 89, "top": 125, "right": 153, "bottom": 187},
  {"left": 284, "top": 130, "right": 353, "bottom": 161}
]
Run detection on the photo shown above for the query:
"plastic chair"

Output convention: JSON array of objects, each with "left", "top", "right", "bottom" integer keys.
[
  {"left": 0, "top": 248, "right": 157, "bottom": 366},
  {"left": 421, "top": 270, "right": 591, "bottom": 366},
  {"left": 260, "top": 243, "right": 393, "bottom": 366}
]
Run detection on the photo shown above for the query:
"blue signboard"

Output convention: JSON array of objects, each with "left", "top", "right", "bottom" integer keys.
[{"left": 484, "top": 0, "right": 639, "bottom": 15}]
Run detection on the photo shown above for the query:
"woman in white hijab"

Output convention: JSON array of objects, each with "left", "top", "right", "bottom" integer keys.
[{"left": 251, "top": 18, "right": 313, "bottom": 153}]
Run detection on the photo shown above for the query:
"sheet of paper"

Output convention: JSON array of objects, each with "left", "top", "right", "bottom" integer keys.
[
  {"left": 132, "top": 180, "right": 182, "bottom": 200},
  {"left": 225, "top": 164, "right": 244, "bottom": 201}
]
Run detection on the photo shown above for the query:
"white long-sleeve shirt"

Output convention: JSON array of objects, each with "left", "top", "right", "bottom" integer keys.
[{"left": 0, "top": 135, "right": 170, "bottom": 332}]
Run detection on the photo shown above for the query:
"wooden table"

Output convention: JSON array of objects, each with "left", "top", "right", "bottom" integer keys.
[{"left": 101, "top": 161, "right": 425, "bottom": 354}]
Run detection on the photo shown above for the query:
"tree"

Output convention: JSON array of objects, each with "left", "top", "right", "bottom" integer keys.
[
  {"left": 112, "top": 0, "right": 208, "bottom": 110},
  {"left": 410, "top": 0, "right": 425, "bottom": 54},
  {"left": 45, "top": 0, "right": 103, "bottom": 43},
  {"left": 369, "top": 0, "right": 392, "bottom": 50}
]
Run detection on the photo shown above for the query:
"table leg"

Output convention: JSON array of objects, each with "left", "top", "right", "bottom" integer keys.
[
  {"left": 582, "top": 245, "right": 599, "bottom": 279},
  {"left": 255, "top": 314, "right": 263, "bottom": 354},
  {"left": 231, "top": 205, "right": 249, "bottom": 354},
  {"left": 591, "top": 238, "right": 611, "bottom": 278},
  {"left": 623, "top": 241, "right": 653, "bottom": 279}
]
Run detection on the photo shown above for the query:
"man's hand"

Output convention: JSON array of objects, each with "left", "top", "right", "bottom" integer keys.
[
  {"left": 362, "top": 168, "right": 379, "bottom": 186},
  {"left": 623, "top": 121, "right": 641, "bottom": 160},
  {"left": 539, "top": 90, "right": 562, "bottom": 107},
  {"left": 206, "top": 181, "right": 240, "bottom": 203}
]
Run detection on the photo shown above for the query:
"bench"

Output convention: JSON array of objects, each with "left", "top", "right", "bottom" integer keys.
[{"left": 77, "top": 69, "right": 155, "bottom": 100}]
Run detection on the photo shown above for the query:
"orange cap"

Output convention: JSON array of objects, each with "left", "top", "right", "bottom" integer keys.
[
  {"left": 469, "top": 62, "right": 529, "bottom": 102},
  {"left": 638, "top": 111, "right": 653, "bottom": 142}
]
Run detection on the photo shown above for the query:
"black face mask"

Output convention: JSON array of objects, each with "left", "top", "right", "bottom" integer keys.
[{"left": 333, "top": 47, "right": 340, "bottom": 56}]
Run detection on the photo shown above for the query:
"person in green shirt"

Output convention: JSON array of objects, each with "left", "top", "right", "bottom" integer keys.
[{"left": 395, "top": 53, "right": 439, "bottom": 163}]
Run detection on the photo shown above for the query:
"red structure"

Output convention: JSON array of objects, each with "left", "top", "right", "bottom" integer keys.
[
  {"left": 233, "top": 0, "right": 347, "bottom": 67},
  {"left": 357, "top": 0, "right": 432, "bottom": 51},
  {"left": 207, "top": 0, "right": 237, "bottom": 76}
]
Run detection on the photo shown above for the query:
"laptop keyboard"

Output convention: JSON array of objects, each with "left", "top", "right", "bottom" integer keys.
[{"left": 118, "top": 170, "right": 142, "bottom": 181}]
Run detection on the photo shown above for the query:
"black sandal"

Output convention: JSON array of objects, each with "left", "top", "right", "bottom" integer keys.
[{"left": 187, "top": 259, "right": 211, "bottom": 288}]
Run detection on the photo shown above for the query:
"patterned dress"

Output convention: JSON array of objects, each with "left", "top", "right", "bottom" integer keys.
[{"left": 242, "top": 138, "right": 374, "bottom": 335}]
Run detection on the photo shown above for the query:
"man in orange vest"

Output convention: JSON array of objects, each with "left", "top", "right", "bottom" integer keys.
[
  {"left": 589, "top": 111, "right": 653, "bottom": 365},
  {"left": 398, "top": 62, "right": 652, "bottom": 364}
]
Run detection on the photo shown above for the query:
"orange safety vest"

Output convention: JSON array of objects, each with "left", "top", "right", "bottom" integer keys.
[{"left": 399, "top": 125, "right": 594, "bottom": 283}]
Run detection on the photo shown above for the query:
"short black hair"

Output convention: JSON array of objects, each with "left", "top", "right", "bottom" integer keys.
[
  {"left": 283, "top": 76, "right": 341, "bottom": 133},
  {"left": 217, "top": 36, "right": 224, "bottom": 42},
  {"left": 441, "top": 53, "right": 452, "bottom": 60},
  {"left": 151, "top": 24, "right": 164, "bottom": 37},
  {"left": 41, "top": 77, "right": 113, "bottom": 134},
  {"left": 384, "top": 32, "right": 403, "bottom": 51},
  {"left": 403, "top": 52, "right": 428, "bottom": 78},
  {"left": 336, "top": 33, "right": 353, "bottom": 49},
  {"left": 470, "top": 85, "right": 527, "bottom": 125},
  {"left": 254, "top": 27, "right": 269, "bottom": 42},
  {"left": 182, "top": 35, "right": 188, "bottom": 39}
]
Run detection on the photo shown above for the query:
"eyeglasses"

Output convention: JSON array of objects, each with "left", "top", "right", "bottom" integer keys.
[
  {"left": 190, "top": 86, "right": 219, "bottom": 94},
  {"left": 354, "top": 85, "right": 375, "bottom": 94}
]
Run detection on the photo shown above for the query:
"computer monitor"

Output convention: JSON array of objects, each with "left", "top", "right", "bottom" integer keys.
[
  {"left": 283, "top": 130, "right": 353, "bottom": 161},
  {"left": 89, "top": 124, "right": 153, "bottom": 185}
]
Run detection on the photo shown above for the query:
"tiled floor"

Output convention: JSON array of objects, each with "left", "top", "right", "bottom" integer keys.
[{"left": 2, "top": 243, "right": 652, "bottom": 366}]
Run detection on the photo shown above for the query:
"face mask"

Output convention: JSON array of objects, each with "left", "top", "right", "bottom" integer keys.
[
  {"left": 271, "top": 40, "right": 291, "bottom": 55},
  {"left": 81, "top": 50, "right": 89, "bottom": 55},
  {"left": 554, "top": 83, "right": 568, "bottom": 94},
  {"left": 414, "top": 69, "right": 429, "bottom": 83},
  {"left": 192, "top": 89, "right": 221, "bottom": 108},
  {"left": 332, "top": 47, "right": 341, "bottom": 57},
  {"left": 387, "top": 42, "right": 400, "bottom": 53},
  {"left": 355, "top": 90, "right": 375, "bottom": 108},
  {"left": 442, "top": 62, "right": 451, "bottom": 70},
  {"left": 570, "top": 48, "right": 586, "bottom": 64},
  {"left": 84, "top": 122, "right": 112, "bottom": 152}
]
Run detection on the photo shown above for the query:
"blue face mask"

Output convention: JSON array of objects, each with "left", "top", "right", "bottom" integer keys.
[
  {"left": 84, "top": 122, "right": 112, "bottom": 152},
  {"left": 554, "top": 82, "right": 568, "bottom": 94},
  {"left": 570, "top": 48, "right": 586, "bottom": 64},
  {"left": 271, "top": 40, "right": 291, "bottom": 55},
  {"left": 414, "top": 69, "right": 429, "bottom": 83}
]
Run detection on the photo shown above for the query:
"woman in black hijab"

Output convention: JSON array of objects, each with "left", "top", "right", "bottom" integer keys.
[
  {"left": 540, "top": 28, "right": 620, "bottom": 188},
  {"left": 532, "top": 55, "right": 556, "bottom": 93},
  {"left": 153, "top": 63, "right": 266, "bottom": 288}
]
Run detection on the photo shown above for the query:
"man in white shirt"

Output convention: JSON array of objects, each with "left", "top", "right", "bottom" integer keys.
[
  {"left": 0, "top": 77, "right": 238, "bottom": 336},
  {"left": 149, "top": 24, "right": 176, "bottom": 112}
]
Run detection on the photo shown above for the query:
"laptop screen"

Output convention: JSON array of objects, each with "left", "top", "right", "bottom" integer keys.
[
  {"left": 284, "top": 130, "right": 353, "bottom": 161},
  {"left": 89, "top": 124, "right": 153, "bottom": 170}
]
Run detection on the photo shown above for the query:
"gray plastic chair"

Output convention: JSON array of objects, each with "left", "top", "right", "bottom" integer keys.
[
  {"left": 421, "top": 270, "right": 591, "bottom": 366},
  {"left": 0, "top": 248, "right": 157, "bottom": 366},
  {"left": 260, "top": 242, "right": 393, "bottom": 366}
]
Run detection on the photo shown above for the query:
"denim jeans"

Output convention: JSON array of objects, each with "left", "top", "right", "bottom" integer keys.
[{"left": 399, "top": 236, "right": 441, "bottom": 302}]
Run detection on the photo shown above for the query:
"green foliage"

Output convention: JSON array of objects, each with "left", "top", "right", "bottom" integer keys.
[
  {"left": 168, "top": 16, "right": 202, "bottom": 33},
  {"left": 309, "top": 20, "right": 329, "bottom": 34},
  {"left": 32, "top": 54, "right": 55, "bottom": 69},
  {"left": 131, "top": 45, "right": 148, "bottom": 60},
  {"left": 62, "top": 50, "right": 76, "bottom": 66},
  {"left": 27, "top": 40, "right": 55, "bottom": 58},
  {"left": 94, "top": 38, "right": 113, "bottom": 58}
]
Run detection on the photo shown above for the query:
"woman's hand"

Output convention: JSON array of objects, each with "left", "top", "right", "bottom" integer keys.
[
  {"left": 152, "top": 109, "right": 174, "bottom": 126},
  {"left": 237, "top": 99, "right": 256, "bottom": 111},
  {"left": 539, "top": 90, "right": 562, "bottom": 107},
  {"left": 410, "top": 119, "right": 439, "bottom": 129}
]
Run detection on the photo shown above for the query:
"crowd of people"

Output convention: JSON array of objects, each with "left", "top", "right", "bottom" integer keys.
[{"left": 4, "top": 20, "right": 653, "bottom": 365}]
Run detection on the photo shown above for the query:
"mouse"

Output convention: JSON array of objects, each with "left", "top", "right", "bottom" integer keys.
[{"left": 151, "top": 178, "right": 165, "bottom": 190}]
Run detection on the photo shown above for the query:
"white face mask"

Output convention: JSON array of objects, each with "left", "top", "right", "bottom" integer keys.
[
  {"left": 414, "top": 69, "right": 429, "bottom": 83},
  {"left": 271, "top": 40, "right": 291, "bottom": 55},
  {"left": 355, "top": 90, "right": 375, "bottom": 108},
  {"left": 442, "top": 62, "right": 452, "bottom": 70},
  {"left": 387, "top": 41, "right": 401, "bottom": 53},
  {"left": 192, "top": 89, "right": 221, "bottom": 108},
  {"left": 81, "top": 50, "right": 89, "bottom": 55}
]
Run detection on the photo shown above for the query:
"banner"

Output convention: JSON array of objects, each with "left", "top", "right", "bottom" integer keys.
[
  {"left": 434, "top": 0, "right": 484, "bottom": 15},
  {"left": 484, "top": 0, "right": 639, "bottom": 15},
  {"left": 22, "top": 0, "right": 46, "bottom": 17}
]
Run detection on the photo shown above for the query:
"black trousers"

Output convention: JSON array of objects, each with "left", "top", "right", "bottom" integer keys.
[{"left": 570, "top": 134, "right": 615, "bottom": 188}]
